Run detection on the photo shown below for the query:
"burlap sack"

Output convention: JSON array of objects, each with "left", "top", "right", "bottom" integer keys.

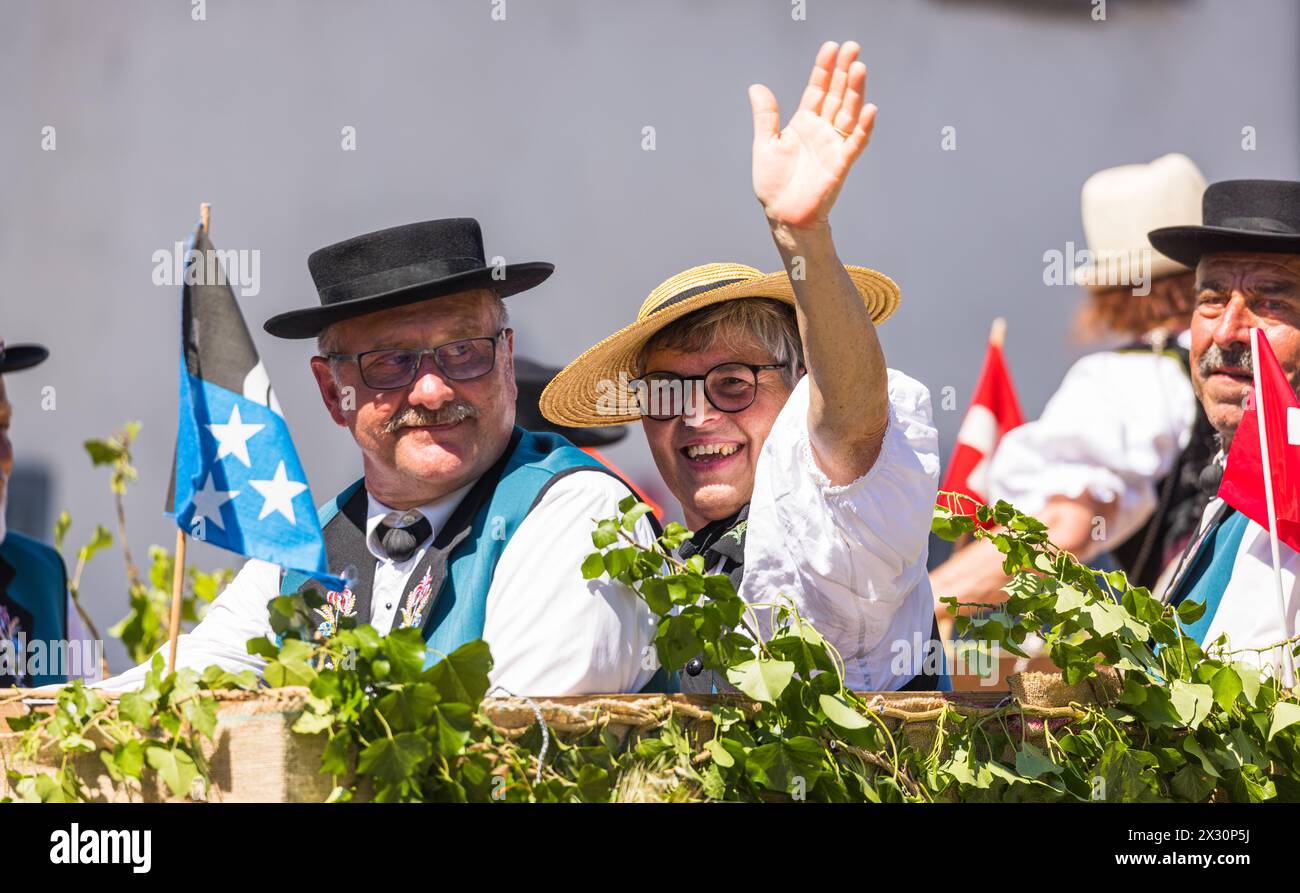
[{"left": 1007, "top": 667, "right": 1121, "bottom": 709}]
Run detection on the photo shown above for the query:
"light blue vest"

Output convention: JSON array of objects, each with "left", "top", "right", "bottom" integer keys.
[
  {"left": 0, "top": 531, "right": 69, "bottom": 688},
  {"left": 282, "top": 429, "right": 650, "bottom": 671},
  {"left": 1170, "top": 509, "right": 1250, "bottom": 645}
]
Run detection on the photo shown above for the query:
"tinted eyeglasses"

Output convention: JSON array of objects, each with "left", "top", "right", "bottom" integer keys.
[
  {"left": 631, "top": 361, "right": 789, "bottom": 421},
  {"left": 327, "top": 329, "right": 509, "bottom": 391}
]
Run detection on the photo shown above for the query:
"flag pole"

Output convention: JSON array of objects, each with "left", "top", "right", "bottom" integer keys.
[
  {"left": 167, "top": 202, "right": 209, "bottom": 674},
  {"left": 989, "top": 317, "right": 1006, "bottom": 350},
  {"left": 167, "top": 528, "right": 187, "bottom": 673},
  {"left": 1250, "top": 327, "right": 1295, "bottom": 684}
]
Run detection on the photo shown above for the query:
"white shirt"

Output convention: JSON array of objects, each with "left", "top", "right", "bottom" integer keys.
[
  {"left": 1174, "top": 496, "right": 1300, "bottom": 685},
  {"left": 694, "top": 370, "right": 941, "bottom": 692},
  {"left": 988, "top": 337, "right": 1199, "bottom": 548},
  {"left": 98, "top": 470, "right": 659, "bottom": 696}
]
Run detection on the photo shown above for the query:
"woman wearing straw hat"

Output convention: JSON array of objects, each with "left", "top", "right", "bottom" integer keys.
[{"left": 542, "top": 41, "right": 946, "bottom": 693}]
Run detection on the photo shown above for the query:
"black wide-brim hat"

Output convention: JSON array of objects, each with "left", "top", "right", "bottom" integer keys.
[
  {"left": 0, "top": 342, "right": 48, "bottom": 374},
  {"left": 264, "top": 218, "right": 554, "bottom": 339},
  {"left": 514, "top": 358, "right": 627, "bottom": 448},
  {"left": 1149, "top": 179, "right": 1300, "bottom": 268}
]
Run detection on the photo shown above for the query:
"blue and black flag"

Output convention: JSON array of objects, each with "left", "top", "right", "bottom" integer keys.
[{"left": 168, "top": 217, "right": 342, "bottom": 588}]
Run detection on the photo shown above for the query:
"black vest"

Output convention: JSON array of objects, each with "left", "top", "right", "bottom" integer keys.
[{"left": 1110, "top": 339, "right": 1217, "bottom": 589}]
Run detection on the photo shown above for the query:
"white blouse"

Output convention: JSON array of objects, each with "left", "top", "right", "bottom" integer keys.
[
  {"left": 736, "top": 370, "right": 943, "bottom": 691},
  {"left": 988, "top": 340, "right": 1199, "bottom": 549}
]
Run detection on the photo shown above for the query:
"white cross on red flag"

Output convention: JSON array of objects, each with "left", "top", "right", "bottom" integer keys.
[
  {"left": 1218, "top": 329, "right": 1300, "bottom": 553},
  {"left": 938, "top": 333, "right": 1024, "bottom": 517}
]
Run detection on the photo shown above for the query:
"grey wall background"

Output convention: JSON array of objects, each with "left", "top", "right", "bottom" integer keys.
[{"left": 2, "top": 0, "right": 1296, "bottom": 671}]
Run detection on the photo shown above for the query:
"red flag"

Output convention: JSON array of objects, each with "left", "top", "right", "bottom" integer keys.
[
  {"left": 939, "top": 333, "right": 1024, "bottom": 517},
  {"left": 1218, "top": 329, "right": 1300, "bottom": 553}
]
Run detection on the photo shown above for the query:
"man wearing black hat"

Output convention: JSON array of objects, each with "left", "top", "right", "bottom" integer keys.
[
  {"left": 0, "top": 341, "right": 80, "bottom": 687},
  {"left": 1149, "top": 180, "right": 1300, "bottom": 676},
  {"left": 103, "top": 219, "right": 659, "bottom": 695}
]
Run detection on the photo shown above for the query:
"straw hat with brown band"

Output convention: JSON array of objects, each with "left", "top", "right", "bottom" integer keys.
[{"left": 539, "top": 261, "right": 900, "bottom": 429}]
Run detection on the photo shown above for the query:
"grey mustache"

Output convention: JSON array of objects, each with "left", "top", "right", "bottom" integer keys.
[
  {"left": 1198, "top": 342, "right": 1254, "bottom": 377},
  {"left": 382, "top": 402, "right": 479, "bottom": 434}
]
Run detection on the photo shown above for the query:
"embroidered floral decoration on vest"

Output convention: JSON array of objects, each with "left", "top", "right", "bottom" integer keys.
[
  {"left": 0, "top": 603, "right": 26, "bottom": 686},
  {"left": 400, "top": 569, "right": 434, "bottom": 629},
  {"left": 315, "top": 587, "right": 356, "bottom": 638}
]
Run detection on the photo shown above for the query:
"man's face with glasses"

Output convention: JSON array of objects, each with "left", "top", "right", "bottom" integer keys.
[
  {"left": 309, "top": 290, "right": 516, "bottom": 509},
  {"left": 637, "top": 331, "right": 797, "bottom": 531}
]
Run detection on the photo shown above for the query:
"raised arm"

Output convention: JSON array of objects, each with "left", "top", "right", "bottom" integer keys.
[{"left": 749, "top": 40, "right": 888, "bottom": 485}]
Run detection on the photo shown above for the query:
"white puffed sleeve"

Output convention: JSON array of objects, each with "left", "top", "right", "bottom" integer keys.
[
  {"left": 740, "top": 370, "right": 941, "bottom": 691},
  {"left": 987, "top": 349, "right": 1197, "bottom": 546}
]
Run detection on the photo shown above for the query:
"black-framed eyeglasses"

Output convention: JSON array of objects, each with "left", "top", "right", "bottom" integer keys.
[
  {"left": 326, "top": 329, "right": 509, "bottom": 391},
  {"left": 630, "top": 361, "right": 789, "bottom": 421}
]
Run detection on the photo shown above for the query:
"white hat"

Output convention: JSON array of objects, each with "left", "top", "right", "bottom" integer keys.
[{"left": 1074, "top": 153, "right": 1207, "bottom": 288}]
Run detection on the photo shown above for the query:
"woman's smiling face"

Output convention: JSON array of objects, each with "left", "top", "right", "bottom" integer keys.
[{"left": 638, "top": 333, "right": 795, "bottom": 531}]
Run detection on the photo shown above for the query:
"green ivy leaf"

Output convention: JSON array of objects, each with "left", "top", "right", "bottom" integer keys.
[
  {"left": 435, "top": 705, "right": 473, "bottom": 761},
  {"left": 818, "top": 693, "right": 872, "bottom": 731},
  {"left": 705, "top": 738, "right": 736, "bottom": 768},
  {"left": 744, "top": 737, "right": 823, "bottom": 792},
  {"left": 1177, "top": 597, "right": 1207, "bottom": 625},
  {"left": 76, "top": 524, "right": 113, "bottom": 567},
  {"left": 1268, "top": 700, "right": 1300, "bottom": 741},
  {"left": 639, "top": 578, "right": 672, "bottom": 616},
  {"left": 726, "top": 658, "right": 795, "bottom": 705},
  {"left": 117, "top": 691, "right": 153, "bottom": 728},
  {"left": 1097, "top": 743, "right": 1162, "bottom": 802},
  {"left": 580, "top": 552, "right": 605, "bottom": 580},
  {"left": 263, "top": 642, "right": 318, "bottom": 688},
  {"left": 1234, "top": 662, "right": 1262, "bottom": 707},
  {"left": 657, "top": 615, "right": 704, "bottom": 670},
  {"left": 603, "top": 547, "right": 634, "bottom": 578},
  {"left": 1182, "top": 735, "right": 1221, "bottom": 778},
  {"left": 145, "top": 745, "right": 199, "bottom": 799},
  {"left": 292, "top": 709, "right": 335, "bottom": 735},
  {"left": 54, "top": 510, "right": 71, "bottom": 552},
  {"left": 426, "top": 639, "right": 493, "bottom": 705},
  {"left": 1168, "top": 681, "right": 1214, "bottom": 730},
  {"left": 383, "top": 628, "right": 429, "bottom": 681},
  {"left": 1014, "top": 742, "right": 1063, "bottom": 779},
  {"left": 1208, "top": 666, "right": 1244, "bottom": 712},
  {"left": 183, "top": 698, "right": 217, "bottom": 740},
  {"left": 621, "top": 503, "right": 653, "bottom": 532},
  {"left": 320, "top": 730, "right": 355, "bottom": 776},
  {"left": 357, "top": 732, "right": 429, "bottom": 784},
  {"left": 1171, "top": 765, "right": 1216, "bottom": 802},
  {"left": 83, "top": 438, "right": 124, "bottom": 465},
  {"left": 591, "top": 520, "right": 619, "bottom": 549}
]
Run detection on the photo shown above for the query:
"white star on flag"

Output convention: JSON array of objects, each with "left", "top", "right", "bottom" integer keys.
[
  {"left": 249, "top": 461, "right": 309, "bottom": 524},
  {"left": 191, "top": 472, "right": 238, "bottom": 531},
  {"left": 207, "top": 405, "right": 265, "bottom": 467},
  {"left": 1289, "top": 406, "right": 1300, "bottom": 447}
]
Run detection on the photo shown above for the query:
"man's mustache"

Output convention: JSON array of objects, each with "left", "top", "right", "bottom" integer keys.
[
  {"left": 1198, "top": 342, "right": 1254, "bottom": 378},
  {"left": 381, "top": 401, "right": 479, "bottom": 434}
]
